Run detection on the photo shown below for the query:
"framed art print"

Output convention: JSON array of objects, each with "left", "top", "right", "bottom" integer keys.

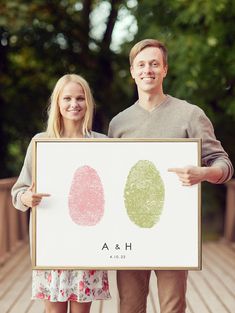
[{"left": 32, "top": 138, "right": 201, "bottom": 270}]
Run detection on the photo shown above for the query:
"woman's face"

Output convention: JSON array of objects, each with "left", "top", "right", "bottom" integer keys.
[{"left": 58, "top": 81, "right": 87, "bottom": 124}]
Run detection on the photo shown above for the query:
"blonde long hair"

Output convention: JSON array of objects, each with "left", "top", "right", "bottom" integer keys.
[{"left": 46, "top": 74, "right": 95, "bottom": 137}]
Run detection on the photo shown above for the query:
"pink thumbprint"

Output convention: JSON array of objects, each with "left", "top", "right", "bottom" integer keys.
[{"left": 68, "top": 165, "right": 104, "bottom": 226}]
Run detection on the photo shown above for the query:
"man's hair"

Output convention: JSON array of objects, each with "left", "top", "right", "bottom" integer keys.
[{"left": 129, "top": 39, "right": 168, "bottom": 66}]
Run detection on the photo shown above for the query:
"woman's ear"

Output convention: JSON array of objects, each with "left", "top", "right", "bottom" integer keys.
[{"left": 130, "top": 66, "right": 135, "bottom": 79}]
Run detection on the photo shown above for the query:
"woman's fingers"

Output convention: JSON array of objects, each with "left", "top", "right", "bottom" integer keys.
[
  {"left": 32, "top": 193, "right": 51, "bottom": 206},
  {"left": 32, "top": 193, "right": 51, "bottom": 199}
]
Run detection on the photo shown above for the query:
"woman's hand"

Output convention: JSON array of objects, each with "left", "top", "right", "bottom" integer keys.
[{"left": 21, "top": 183, "right": 51, "bottom": 207}]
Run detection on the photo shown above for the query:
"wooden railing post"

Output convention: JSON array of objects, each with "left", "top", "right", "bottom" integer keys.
[
  {"left": 0, "top": 187, "right": 9, "bottom": 263},
  {"left": 0, "top": 177, "right": 29, "bottom": 265},
  {"left": 224, "top": 179, "right": 235, "bottom": 242}
]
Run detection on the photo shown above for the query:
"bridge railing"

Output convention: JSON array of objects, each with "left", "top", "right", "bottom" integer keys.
[
  {"left": 0, "top": 177, "right": 29, "bottom": 265},
  {"left": 224, "top": 179, "right": 235, "bottom": 242}
]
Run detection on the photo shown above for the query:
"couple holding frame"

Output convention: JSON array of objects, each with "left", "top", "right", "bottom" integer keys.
[{"left": 12, "top": 39, "right": 233, "bottom": 313}]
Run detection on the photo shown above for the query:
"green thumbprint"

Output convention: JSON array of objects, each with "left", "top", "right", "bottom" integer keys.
[{"left": 124, "top": 160, "right": 165, "bottom": 228}]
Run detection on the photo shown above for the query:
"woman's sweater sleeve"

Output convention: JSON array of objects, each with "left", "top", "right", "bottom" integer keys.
[{"left": 11, "top": 139, "right": 33, "bottom": 212}]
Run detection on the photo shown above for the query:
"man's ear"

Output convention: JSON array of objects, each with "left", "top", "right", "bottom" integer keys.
[{"left": 163, "top": 64, "right": 168, "bottom": 77}]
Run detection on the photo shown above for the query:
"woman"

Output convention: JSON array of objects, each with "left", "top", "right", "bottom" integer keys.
[{"left": 11, "top": 74, "right": 111, "bottom": 313}]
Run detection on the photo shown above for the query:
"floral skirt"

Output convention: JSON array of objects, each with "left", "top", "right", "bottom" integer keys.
[{"left": 32, "top": 269, "right": 111, "bottom": 302}]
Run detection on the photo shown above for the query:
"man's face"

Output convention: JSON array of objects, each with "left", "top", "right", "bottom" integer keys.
[{"left": 130, "top": 47, "right": 168, "bottom": 94}]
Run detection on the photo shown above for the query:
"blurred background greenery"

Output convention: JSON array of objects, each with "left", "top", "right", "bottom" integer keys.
[{"left": 0, "top": 0, "right": 234, "bottom": 238}]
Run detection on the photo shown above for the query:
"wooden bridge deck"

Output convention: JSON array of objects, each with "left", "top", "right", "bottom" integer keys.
[{"left": 0, "top": 241, "right": 235, "bottom": 313}]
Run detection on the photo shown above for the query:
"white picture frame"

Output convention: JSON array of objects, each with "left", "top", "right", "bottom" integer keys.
[{"left": 32, "top": 138, "right": 201, "bottom": 270}]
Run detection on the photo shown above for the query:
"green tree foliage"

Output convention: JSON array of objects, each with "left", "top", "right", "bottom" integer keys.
[
  {"left": 0, "top": 0, "right": 132, "bottom": 177},
  {"left": 128, "top": 0, "right": 235, "bottom": 157}
]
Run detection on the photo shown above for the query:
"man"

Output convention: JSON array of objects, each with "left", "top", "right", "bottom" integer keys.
[{"left": 108, "top": 39, "right": 233, "bottom": 313}]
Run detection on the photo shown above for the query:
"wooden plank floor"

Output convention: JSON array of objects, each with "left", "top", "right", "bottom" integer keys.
[{"left": 0, "top": 241, "right": 235, "bottom": 313}]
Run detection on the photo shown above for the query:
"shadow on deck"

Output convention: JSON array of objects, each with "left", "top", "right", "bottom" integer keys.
[{"left": 0, "top": 241, "right": 235, "bottom": 313}]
